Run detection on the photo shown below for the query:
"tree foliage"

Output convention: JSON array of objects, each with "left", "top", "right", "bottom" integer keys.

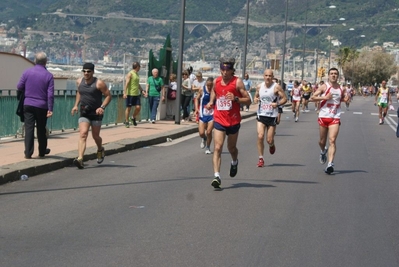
[{"left": 341, "top": 50, "right": 397, "bottom": 85}]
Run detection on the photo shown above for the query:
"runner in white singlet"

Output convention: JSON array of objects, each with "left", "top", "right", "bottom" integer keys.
[{"left": 310, "top": 67, "right": 349, "bottom": 174}]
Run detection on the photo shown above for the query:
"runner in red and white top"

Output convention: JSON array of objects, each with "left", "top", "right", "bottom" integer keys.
[
  {"left": 310, "top": 67, "right": 349, "bottom": 174},
  {"left": 290, "top": 80, "right": 302, "bottom": 122},
  {"left": 205, "top": 57, "right": 251, "bottom": 188}
]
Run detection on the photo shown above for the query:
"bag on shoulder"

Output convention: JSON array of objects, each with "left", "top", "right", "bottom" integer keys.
[
  {"left": 152, "top": 77, "right": 162, "bottom": 92},
  {"left": 167, "top": 88, "right": 176, "bottom": 100}
]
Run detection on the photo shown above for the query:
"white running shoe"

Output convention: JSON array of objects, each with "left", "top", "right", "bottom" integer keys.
[
  {"left": 205, "top": 148, "right": 211, "bottom": 154},
  {"left": 325, "top": 162, "right": 334, "bottom": 174},
  {"left": 319, "top": 148, "right": 328, "bottom": 164},
  {"left": 295, "top": 117, "right": 298, "bottom": 122},
  {"left": 200, "top": 138, "right": 206, "bottom": 149}
]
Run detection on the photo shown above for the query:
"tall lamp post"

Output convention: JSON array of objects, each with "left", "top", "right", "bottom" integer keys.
[
  {"left": 175, "top": 0, "right": 186, "bottom": 124},
  {"left": 301, "top": 0, "right": 309, "bottom": 80},
  {"left": 281, "top": 0, "right": 289, "bottom": 87},
  {"left": 241, "top": 0, "right": 250, "bottom": 79}
]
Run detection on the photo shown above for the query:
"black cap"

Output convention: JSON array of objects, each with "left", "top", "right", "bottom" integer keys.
[{"left": 82, "top": 62, "right": 95, "bottom": 70}]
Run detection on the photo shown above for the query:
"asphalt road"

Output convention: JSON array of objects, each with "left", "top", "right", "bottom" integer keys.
[{"left": 1, "top": 96, "right": 398, "bottom": 267}]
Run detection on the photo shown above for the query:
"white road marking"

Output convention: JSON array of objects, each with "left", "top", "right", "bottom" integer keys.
[
  {"left": 385, "top": 116, "right": 398, "bottom": 132},
  {"left": 353, "top": 112, "right": 362, "bottom": 115}
]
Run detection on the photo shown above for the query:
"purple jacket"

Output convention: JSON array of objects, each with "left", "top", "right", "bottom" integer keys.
[{"left": 17, "top": 64, "right": 55, "bottom": 111}]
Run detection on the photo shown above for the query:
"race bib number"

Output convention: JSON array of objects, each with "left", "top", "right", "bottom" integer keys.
[
  {"left": 380, "top": 94, "right": 387, "bottom": 103},
  {"left": 203, "top": 107, "right": 214, "bottom": 116},
  {"left": 327, "top": 103, "right": 338, "bottom": 114},
  {"left": 260, "top": 100, "right": 273, "bottom": 115},
  {"left": 216, "top": 98, "right": 232, "bottom": 110}
]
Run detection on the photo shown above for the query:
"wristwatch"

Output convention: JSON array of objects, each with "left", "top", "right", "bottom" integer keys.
[
  {"left": 234, "top": 96, "right": 239, "bottom": 103},
  {"left": 100, "top": 105, "right": 106, "bottom": 110}
]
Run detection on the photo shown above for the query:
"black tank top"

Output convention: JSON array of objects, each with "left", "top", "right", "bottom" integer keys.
[{"left": 78, "top": 77, "right": 102, "bottom": 116}]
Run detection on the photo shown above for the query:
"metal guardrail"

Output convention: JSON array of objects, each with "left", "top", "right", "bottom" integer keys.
[{"left": 0, "top": 89, "right": 152, "bottom": 138}]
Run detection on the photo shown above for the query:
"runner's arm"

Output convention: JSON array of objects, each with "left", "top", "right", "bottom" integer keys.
[
  {"left": 253, "top": 84, "right": 261, "bottom": 103},
  {"left": 275, "top": 85, "right": 287, "bottom": 107},
  {"left": 195, "top": 88, "right": 202, "bottom": 112},
  {"left": 309, "top": 85, "right": 328, "bottom": 102}
]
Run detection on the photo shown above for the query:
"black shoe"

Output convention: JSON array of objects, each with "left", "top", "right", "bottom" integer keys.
[
  {"left": 230, "top": 160, "right": 238, "bottom": 177},
  {"left": 73, "top": 158, "right": 84, "bottom": 169},
  {"left": 324, "top": 163, "right": 334, "bottom": 174},
  {"left": 39, "top": 148, "right": 51, "bottom": 157},
  {"left": 132, "top": 117, "right": 137, "bottom": 126},
  {"left": 211, "top": 177, "right": 221, "bottom": 188}
]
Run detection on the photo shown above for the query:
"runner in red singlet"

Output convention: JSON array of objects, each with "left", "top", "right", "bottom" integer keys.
[
  {"left": 205, "top": 57, "right": 251, "bottom": 188},
  {"left": 310, "top": 67, "right": 349, "bottom": 174}
]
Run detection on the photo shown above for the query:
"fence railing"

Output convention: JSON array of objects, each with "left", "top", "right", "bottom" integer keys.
[{"left": 0, "top": 89, "right": 151, "bottom": 138}]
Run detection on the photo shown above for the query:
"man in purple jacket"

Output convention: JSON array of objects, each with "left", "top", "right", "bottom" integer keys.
[{"left": 17, "top": 52, "right": 54, "bottom": 159}]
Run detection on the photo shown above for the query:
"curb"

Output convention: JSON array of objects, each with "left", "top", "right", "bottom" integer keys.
[{"left": 0, "top": 112, "right": 257, "bottom": 185}]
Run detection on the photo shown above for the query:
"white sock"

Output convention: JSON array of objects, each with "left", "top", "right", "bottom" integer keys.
[
  {"left": 231, "top": 160, "right": 238, "bottom": 165},
  {"left": 214, "top": 172, "right": 220, "bottom": 178}
]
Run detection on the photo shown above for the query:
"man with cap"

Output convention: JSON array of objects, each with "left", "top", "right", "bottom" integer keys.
[
  {"left": 71, "top": 62, "right": 111, "bottom": 169},
  {"left": 205, "top": 57, "right": 251, "bottom": 188}
]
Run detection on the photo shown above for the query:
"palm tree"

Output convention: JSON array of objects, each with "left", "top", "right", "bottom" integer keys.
[{"left": 337, "top": 47, "right": 359, "bottom": 81}]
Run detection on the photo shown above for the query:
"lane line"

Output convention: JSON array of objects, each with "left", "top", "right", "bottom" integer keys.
[{"left": 385, "top": 116, "right": 398, "bottom": 132}]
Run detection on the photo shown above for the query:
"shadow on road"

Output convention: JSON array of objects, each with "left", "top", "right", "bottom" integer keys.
[{"left": 219, "top": 182, "right": 276, "bottom": 190}]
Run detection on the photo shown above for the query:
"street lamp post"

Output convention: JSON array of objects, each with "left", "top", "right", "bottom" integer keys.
[
  {"left": 175, "top": 0, "right": 186, "bottom": 124},
  {"left": 328, "top": 35, "right": 332, "bottom": 69},
  {"left": 301, "top": 0, "right": 309, "bottom": 80},
  {"left": 281, "top": 0, "right": 289, "bottom": 87},
  {"left": 241, "top": 0, "right": 250, "bottom": 80}
]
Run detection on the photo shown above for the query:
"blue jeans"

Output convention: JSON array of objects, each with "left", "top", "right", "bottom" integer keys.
[{"left": 149, "top": 96, "right": 160, "bottom": 121}]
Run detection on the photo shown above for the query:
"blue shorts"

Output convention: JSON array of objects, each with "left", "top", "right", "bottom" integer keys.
[
  {"left": 126, "top": 95, "right": 141, "bottom": 107},
  {"left": 214, "top": 122, "right": 240, "bottom": 135},
  {"left": 200, "top": 116, "right": 213, "bottom": 123}
]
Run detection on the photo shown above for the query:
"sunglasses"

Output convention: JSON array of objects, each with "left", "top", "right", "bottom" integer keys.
[{"left": 82, "top": 70, "right": 92, "bottom": 73}]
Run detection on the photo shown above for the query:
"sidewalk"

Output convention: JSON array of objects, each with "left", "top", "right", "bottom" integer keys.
[{"left": 0, "top": 108, "right": 258, "bottom": 185}]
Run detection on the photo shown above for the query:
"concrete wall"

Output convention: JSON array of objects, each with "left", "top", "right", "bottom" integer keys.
[{"left": 0, "top": 52, "right": 68, "bottom": 93}]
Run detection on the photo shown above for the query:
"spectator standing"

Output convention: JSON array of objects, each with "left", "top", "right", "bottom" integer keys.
[
  {"left": 145, "top": 68, "right": 165, "bottom": 123},
  {"left": 71, "top": 63, "right": 111, "bottom": 169},
  {"left": 166, "top": 73, "right": 177, "bottom": 120},
  {"left": 17, "top": 52, "right": 54, "bottom": 159},
  {"left": 181, "top": 70, "right": 192, "bottom": 122},
  {"left": 123, "top": 62, "right": 144, "bottom": 128},
  {"left": 242, "top": 73, "right": 253, "bottom": 111}
]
